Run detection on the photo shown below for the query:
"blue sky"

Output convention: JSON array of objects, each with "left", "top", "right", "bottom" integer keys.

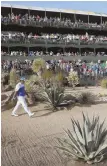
[{"left": 1, "top": 1, "right": 107, "bottom": 14}]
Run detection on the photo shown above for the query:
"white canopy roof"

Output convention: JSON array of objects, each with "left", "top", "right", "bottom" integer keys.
[{"left": 1, "top": 3, "right": 107, "bottom": 17}]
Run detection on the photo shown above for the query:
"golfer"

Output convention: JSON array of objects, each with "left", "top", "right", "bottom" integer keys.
[{"left": 11, "top": 77, "right": 34, "bottom": 117}]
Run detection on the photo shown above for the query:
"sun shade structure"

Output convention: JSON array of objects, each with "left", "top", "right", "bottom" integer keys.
[{"left": 1, "top": 3, "right": 107, "bottom": 17}]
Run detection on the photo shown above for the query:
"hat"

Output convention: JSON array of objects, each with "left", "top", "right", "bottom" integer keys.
[{"left": 20, "top": 77, "right": 25, "bottom": 81}]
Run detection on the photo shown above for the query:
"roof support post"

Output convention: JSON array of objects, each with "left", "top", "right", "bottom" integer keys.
[
  {"left": 11, "top": 5, "right": 12, "bottom": 15},
  {"left": 45, "top": 39, "right": 48, "bottom": 52},
  {"left": 28, "top": 8, "right": 30, "bottom": 16},
  {"left": 74, "top": 13, "right": 76, "bottom": 22},
  {"left": 79, "top": 47, "right": 81, "bottom": 56},
  {"left": 46, "top": 46, "right": 48, "bottom": 53},
  {"left": 8, "top": 47, "right": 10, "bottom": 55},
  {"left": 94, "top": 48, "right": 96, "bottom": 56},
  {"left": 28, "top": 47, "right": 29, "bottom": 56},
  {"left": 101, "top": 15, "right": 102, "bottom": 25},
  {"left": 63, "top": 47, "right": 65, "bottom": 54},
  {"left": 45, "top": 9, "right": 46, "bottom": 17},
  {"left": 88, "top": 14, "right": 89, "bottom": 24},
  {"left": 60, "top": 11, "right": 61, "bottom": 20}
]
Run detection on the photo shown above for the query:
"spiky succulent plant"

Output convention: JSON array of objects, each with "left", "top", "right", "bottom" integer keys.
[
  {"left": 56, "top": 113, "right": 107, "bottom": 164},
  {"left": 42, "top": 82, "right": 65, "bottom": 110}
]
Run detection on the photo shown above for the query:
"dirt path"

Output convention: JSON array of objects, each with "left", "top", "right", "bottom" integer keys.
[
  {"left": 2, "top": 102, "right": 107, "bottom": 166},
  {"left": 1, "top": 87, "right": 107, "bottom": 166}
]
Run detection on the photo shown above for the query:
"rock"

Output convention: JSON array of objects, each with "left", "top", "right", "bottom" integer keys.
[
  {"left": 1, "top": 94, "right": 8, "bottom": 101},
  {"left": 4, "top": 85, "right": 13, "bottom": 92},
  {"left": 63, "top": 94, "right": 77, "bottom": 102},
  {"left": 1, "top": 73, "right": 9, "bottom": 86},
  {"left": 2, "top": 100, "right": 17, "bottom": 111},
  {"left": 1, "top": 91, "right": 15, "bottom": 111}
]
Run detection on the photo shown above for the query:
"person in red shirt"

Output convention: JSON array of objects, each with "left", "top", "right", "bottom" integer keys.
[{"left": 36, "top": 15, "right": 40, "bottom": 20}]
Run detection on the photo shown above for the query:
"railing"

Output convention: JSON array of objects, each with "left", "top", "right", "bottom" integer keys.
[
  {"left": 1, "top": 37, "right": 107, "bottom": 46},
  {"left": 1, "top": 18, "right": 107, "bottom": 30},
  {"left": 1, "top": 55, "right": 107, "bottom": 62}
]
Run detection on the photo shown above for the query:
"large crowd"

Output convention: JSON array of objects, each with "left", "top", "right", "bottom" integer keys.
[
  {"left": 1, "top": 13, "right": 107, "bottom": 79},
  {"left": 2, "top": 59, "right": 107, "bottom": 80},
  {"left": 1, "top": 31, "right": 107, "bottom": 45},
  {"left": 1, "top": 13, "right": 107, "bottom": 29},
  {"left": 1, "top": 51, "right": 107, "bottom": 57}
]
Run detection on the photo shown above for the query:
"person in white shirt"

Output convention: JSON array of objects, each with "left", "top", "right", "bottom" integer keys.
[
  {"left": 11, "top": 77, "right": 34, "bottom": 117},
  {"left": 46, "top": 62, "right": 50, "bottom": 70},
  {"left": 8, "top": 33, "right": 12, "bottom": 39}
]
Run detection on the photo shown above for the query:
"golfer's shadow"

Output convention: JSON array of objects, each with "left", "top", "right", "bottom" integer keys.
[
  {"left": 18, "top": 112, "right": 27, "bottom": 116},
  {"left": 18, "top": 108, "right": 50, "bottom": 117}
]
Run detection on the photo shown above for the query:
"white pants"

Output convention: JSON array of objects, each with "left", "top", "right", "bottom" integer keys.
[{"left": 12, "top": 96, "right": 31, "bottom": 115}]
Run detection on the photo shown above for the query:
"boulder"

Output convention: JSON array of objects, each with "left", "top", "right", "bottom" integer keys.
[
  {"left": 1, "top": 94, "right": 8, "bottom": 101},
  {"left": 1, "top": 91, "right": 15, "bottom": 111},
  {"left": 4, "top": 85, "right": 13, "bottom": 92},
  {"left": 1, "top": 73, "right": 9, "bottom": 86}
]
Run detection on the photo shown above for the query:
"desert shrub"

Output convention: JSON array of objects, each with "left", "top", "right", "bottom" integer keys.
[
  {"left": 41, "top": 70, "right": 53, "bottom": 81},
  {"left": 77, "top": 92, "right": 96, "bottom": 104},
  {"left": 25, "top": 75, "right": 45, "bottom": 90},
  {"left": 25, "top": 78, "right": 44, "bottom": 102},
  {"left": 32, "top": 58, "right": 46, "bottom": 76},
  {"left": 29, "top": 75, "right": 41, "bottom": 85},
  {"left": 57, "top": 113, "right": 107, "bottom": 164},
  {"left": 25, "top": 80, "right": 33, "bottom": 93},
  {"left": 101, "top": 79, "right": 107, "bottom": 89},
  {"left": 55, "top": 72, "right": 64, "bottom": 83},
  {"left": 67, "top": 71, "right": 79, "bottom": 89},
  {"left": 41, "top": 70, "right": 64, "bottom": 85},
  {"left": 9, "top": 68, "right": 19, "bottom": 88},
  {"left": 41, "top": 82, "right": 65, "bottom": 110}
]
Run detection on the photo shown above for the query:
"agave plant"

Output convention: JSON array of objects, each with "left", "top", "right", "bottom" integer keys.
[
  {"left": 41, "top": 82, "right": 65, "bottom": 110},
  {"left": 56, "top": 113, "right": 107, "bottom": 164}
]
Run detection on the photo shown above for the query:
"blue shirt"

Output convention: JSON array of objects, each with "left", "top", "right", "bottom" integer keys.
[{"left": 15, "top": 83, "right": 26, "bottom": 97}]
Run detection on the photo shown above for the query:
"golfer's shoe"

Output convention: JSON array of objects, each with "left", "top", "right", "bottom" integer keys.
[
  {"left": 11, "top": 113, "right": 19, "bottom": 117},
  {"left": 29, "top": 113, "right": 34, "bottom": 117}
]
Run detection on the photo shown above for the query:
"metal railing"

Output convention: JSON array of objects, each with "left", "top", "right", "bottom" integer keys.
[{"left": 1, "top": 37, "right": 107, "bottom": 46}]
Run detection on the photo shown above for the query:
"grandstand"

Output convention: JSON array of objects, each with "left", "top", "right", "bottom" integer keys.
[{"left": 1, "top": 3, "right": 107, "bottom": 62}]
